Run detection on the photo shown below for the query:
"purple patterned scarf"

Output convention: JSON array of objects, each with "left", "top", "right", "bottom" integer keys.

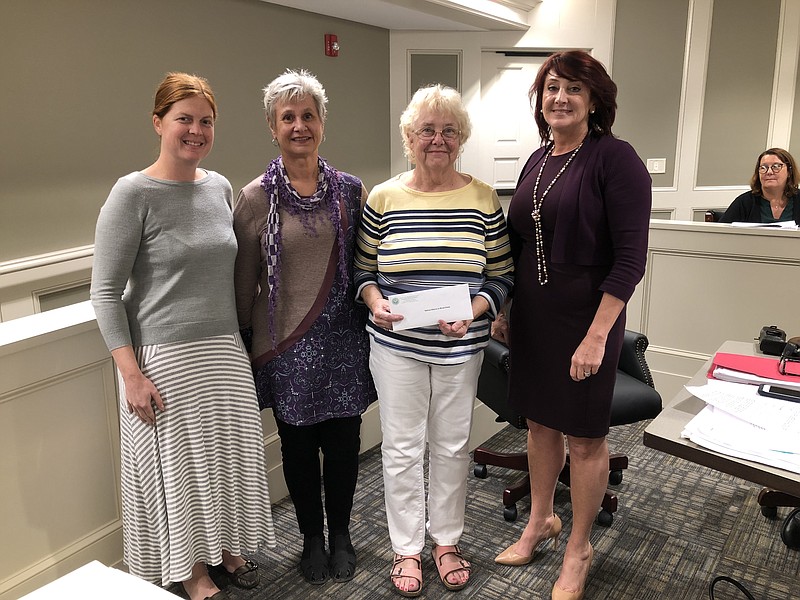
[{"left": 260, "top": 155, "right": 347, "bottom": 348}]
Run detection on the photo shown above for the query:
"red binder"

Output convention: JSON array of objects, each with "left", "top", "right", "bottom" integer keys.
[{"left": 708, "top": 352, "right": 798, "bottom": 382}]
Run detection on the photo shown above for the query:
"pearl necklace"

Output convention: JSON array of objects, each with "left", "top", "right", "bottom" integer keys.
[{"left": 530, "top": 141, "right": 584, "bottom": 285}]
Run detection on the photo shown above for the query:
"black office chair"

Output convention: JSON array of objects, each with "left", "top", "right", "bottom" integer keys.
[
  {"left": 758, "top": 489, "right": 800, "bottom": 550},
  {"left": 755, "top": 342, "right": 800, "bottom": 547},
  {"left": 704, "top": 209, "right": 726, "bottom": 222},
  {"left": 473, "top": 330, "right": 662, "bottom": 526}
]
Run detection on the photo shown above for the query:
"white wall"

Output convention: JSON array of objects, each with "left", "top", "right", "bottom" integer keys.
[
  {"left": 389, "top": 0, "right": 616, "bottom": 178},
  {"left": 657, "top": 0, "right": 800, "bottom": 220},
  {"left": 389, "top": 0, "right": 800, "bottom": 221}
]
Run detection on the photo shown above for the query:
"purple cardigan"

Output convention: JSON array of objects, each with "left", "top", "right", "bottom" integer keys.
[{"left": 510, "top": 134, "right": 652, "bottom": 303}]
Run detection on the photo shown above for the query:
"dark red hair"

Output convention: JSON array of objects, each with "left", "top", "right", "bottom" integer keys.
[{"left": 529, "top": 50, "right": 617, "bottom": 145}]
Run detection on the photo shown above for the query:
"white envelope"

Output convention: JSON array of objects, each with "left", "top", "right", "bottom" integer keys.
[{"left": 387, "top": 284, "right": 473, "bottom": 331}]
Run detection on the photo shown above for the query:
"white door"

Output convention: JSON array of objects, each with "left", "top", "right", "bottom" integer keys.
[{"left": 477, "top": 52, "right": 545, "bottom": 192}]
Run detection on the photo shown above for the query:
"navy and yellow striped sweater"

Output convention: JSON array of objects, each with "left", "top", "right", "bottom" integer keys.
[{"left": 354, "top": 174, "right": 514, "bottom": 364}]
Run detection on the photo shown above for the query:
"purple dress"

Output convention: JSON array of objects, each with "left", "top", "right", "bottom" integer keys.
[{"left": 506, "top": 136, "right": 651, "bottom": 438}]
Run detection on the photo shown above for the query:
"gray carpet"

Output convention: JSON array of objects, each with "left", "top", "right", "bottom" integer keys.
[{"left": 186, "top": 420, "right": 800, "bottom": 599}]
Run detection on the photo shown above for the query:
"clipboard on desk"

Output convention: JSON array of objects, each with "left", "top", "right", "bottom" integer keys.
[{"left": 708, "top": 352, "right": 800, "bottom": 388}]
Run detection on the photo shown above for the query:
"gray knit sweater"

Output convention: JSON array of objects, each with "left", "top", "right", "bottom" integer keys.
[{"left": 91, "top": 170, "right": 239, "bottom": 351}]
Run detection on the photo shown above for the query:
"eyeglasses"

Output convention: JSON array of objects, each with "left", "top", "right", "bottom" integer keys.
[
  {"left": 779, "top": 342, "right": 800, "bottom": 377},
  {"left": 415, "top": 126, "right": 460, "bottom": 141},
  {"left": 758, "top": 163, "right": 786, "bottom": 174}
]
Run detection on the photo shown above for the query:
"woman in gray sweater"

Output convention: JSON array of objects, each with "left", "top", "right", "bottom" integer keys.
[{"left": 90, "top": 73, "right": 275, "bottom": 600}]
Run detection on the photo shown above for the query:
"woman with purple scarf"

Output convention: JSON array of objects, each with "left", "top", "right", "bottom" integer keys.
[{"left": 233, "top": 69, "right": 376, "bottom": 586}]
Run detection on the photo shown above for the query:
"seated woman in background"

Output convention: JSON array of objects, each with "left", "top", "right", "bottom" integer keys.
[{"left": 720, "top": 148, "right": 800, "bottom": 224}]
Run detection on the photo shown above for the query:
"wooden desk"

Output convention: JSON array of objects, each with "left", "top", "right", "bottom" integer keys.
[{"left": 643, "top": 340, "right": 800, "bottom": 547}]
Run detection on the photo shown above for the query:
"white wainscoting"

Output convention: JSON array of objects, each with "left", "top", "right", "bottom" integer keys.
[
  {"left": 628, "top": 221, "right": 800, "bottom": 402},
  {"left": 0, "top": 246, "right": 93, "bottom": 322},
  {"left": 9, "top": 220, "right": 793, "bottom": 596},
  {"left": 0, "top": 303, "right": 121, "bottom": 599},
  {"left": 0, "top": 299, "right": 503, "bottom": 598}
]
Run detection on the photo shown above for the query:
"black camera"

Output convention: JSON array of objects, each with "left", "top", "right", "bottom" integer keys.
[{"left": 758, "top": 325, "right": 787, "bottom": 356}]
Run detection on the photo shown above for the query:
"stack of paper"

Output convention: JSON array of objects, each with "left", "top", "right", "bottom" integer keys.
[
  {"left": 681, "top": 379, "right": 800, "bottom": 474},
  {"left": 712, "top": 367, "right": 800, "bottom": 391},
  {"left": 731, "top": 221, "right": 799, "bottom": 230}
]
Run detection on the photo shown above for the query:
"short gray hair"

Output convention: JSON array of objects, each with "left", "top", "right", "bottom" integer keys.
[
  {"left": 263, "top": 69, "right": 328, "bottom": 127},
  {"left": 399, "top": 84, "right": 472, "bottom": 163}
]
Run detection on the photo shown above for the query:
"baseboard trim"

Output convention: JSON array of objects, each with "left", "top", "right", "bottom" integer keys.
[{"left": 0, "top": 523, "right": 122, "bottom": 600}]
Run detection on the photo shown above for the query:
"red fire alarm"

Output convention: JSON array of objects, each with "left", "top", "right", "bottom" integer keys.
[{"left": 324, "top": 33, "right": 339, "bottom": 57}]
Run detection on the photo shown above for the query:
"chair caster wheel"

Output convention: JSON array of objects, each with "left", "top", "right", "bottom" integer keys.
[
  {"left": 503, "top": 505, "right": 518, "bottom": 522},
  {"left": 761, "top": 505, "right": 778, "bottom": 519},
  {"left": 608, "top": 470, "right": 623, "bottom": 486},
  {"left": 596, "top": 510, "right": 613, "bottom": 527},
  {"left": 474, "top": 464, "right": 488, "bottom": 479},
  {"left": 782, "top": 508, "right": 800, "bottom": 549}
]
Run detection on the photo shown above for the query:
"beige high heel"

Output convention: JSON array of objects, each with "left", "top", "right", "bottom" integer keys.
[
  {"left": 494, "top": 514, "right": 562, "bottom": 566},
  {"left": 551, "top": 545, "right": 593, "bottom": 600}
]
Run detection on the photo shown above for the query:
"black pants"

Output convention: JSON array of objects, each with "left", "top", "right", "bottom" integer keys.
[{"left": 275, "top": 415, "right": 362, "bottom": 538}]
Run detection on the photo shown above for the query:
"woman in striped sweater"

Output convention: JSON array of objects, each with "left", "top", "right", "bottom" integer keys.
[{"left": 354, "top": 85, "right": 514, "bottom": 596}]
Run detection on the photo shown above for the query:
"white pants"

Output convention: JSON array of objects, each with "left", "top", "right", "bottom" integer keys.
[{"left": 369, "top": 339, "right": 483, "bottom": 555}]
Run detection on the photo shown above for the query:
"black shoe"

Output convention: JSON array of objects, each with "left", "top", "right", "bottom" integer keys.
[
  {"left": 329, "top": 531, "right": 357, "bottom": 583},
  {"left": 300, "top": 534, "right": 329, "bottom": 585},
  {"left": 174, "top": 582, "right": 230, "bottom": 600},
  {"left": 209, "top": 559, "right": 260, "bottom": 589}
]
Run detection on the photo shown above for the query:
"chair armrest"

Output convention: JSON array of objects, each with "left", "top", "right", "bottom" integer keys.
[
  {"left": 485, "top": 337, "right": 510, "bottom": 374},
  {"left": 618, "top": 330, "right": 655, "bottom": 388},
  {"left": 477, "top": 338, "right": 524, "bottom": 428}
]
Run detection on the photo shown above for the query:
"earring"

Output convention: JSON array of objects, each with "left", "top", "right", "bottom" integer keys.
[
  {"left": 271, "top": 138, "right": 278, "bottom": 147},
  {"left": 322, "top": 134, "right": 326, "bottom": 143},
  {"left": 590, "top": 109, "right": 595, "bottom": 114}
]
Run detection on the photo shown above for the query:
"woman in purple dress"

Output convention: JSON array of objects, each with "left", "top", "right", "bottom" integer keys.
[
  {"left": 492, "top": 51, "right": 651, "bottom": 600},
  {"left": 233, "top": 69, "right": 376, "bottom": 586}
]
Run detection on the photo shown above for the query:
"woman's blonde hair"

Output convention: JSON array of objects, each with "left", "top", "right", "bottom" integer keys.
[{"left": 399, "top": 84, "right": 471, "bottom": 163}]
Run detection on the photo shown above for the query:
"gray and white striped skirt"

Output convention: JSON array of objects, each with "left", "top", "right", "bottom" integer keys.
[{"left": 118, "top": 333, "right": 276, "bottom": 586}]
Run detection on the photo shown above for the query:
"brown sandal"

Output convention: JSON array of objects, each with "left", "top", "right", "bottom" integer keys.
[
  {"left": 431, "top": 545, "right": 471, "bottom": 591},
  {"left": 390, "top": 554, "right": 423, "bottom": 597}
]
